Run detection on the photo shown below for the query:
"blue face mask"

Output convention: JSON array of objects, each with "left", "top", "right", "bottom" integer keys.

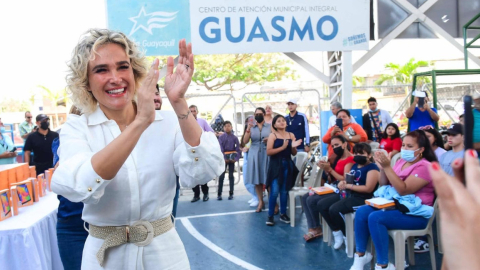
[
  {"left": 369, "top": 108, "right": 379, "bottom": 113},
  {"left": 401, "top": 148, "right": 420, "bottom": 162},
  {"left": 0, "top": 127, "right": 5, "bottom": 133}
]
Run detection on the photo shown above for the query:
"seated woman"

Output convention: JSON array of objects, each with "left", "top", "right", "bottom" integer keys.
[
  {"left": 318, "top": 143, "right": 380, "bottom": 249},
  {"left": 350, "top": 130, "right": 437, "bottom": 270},
  {"left": 421, "top": 125, "right": 446, "bottom": 160},
  {"left": 301, "top": 135, "right": 354, "bottom": 241},
  {"left": 323, "top": 109, "right": 368, "bottom": 157},
  {"left": 379, "top": 123, "right": 402, "bottom": 158}
]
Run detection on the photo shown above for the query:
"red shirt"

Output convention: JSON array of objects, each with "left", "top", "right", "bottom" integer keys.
[
  {"left": 380, "top": 137, "right": 402, "bottom": 154},
  {"left": 334, "top": 156, "right": 355, "bottom": 176}
]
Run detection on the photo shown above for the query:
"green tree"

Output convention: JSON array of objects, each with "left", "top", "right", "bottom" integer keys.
[
  {"left": 38, "top": 86, "right": 67, "bottom": 129},
  {"left": 374, "top": 58, "right": 432, "bottom": 86},
  {"left": 0, "top": 98, "right": 31, "bottom": 113},
  {"left": 352, "top": 76, "right": 365, "bottom": 86},
  {"left": 147, "top": 54, "right": 297, "bottom": 91}
]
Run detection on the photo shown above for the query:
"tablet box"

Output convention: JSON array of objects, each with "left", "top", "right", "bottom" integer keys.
[
  {"left": 0, "top": 189, "right": 12, "bottom": 221},
  {"left": 10, "top": 181, "right": 34, "bottom": 211}
]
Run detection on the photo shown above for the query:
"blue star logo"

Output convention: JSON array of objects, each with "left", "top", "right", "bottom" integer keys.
[{"left": 129, "top": 7, "right": 178, "bottom": 36}]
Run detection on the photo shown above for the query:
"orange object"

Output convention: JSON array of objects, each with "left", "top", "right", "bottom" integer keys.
[
  {"left": 311, "top": 186, "right": 335, "bottom": 195},
  {"left": 10, "top": 186, "right": 19, "bottom": 216},
  {"left": 322, "top": 123, "right": 368, "bottom": 157},
  {"left": 23, "top": 164, "right": 29, "bottom": 180},
  {"left": 0, "top": 189, "right": 12, "bottom": 221},
  {"left": 37, "top": 174, "right": 46, "bottom": 196},
  {"left": 45, "top": 169, "right": 54, "bottom": 192},
  {"left": 10, "top": 180, "right": 34, "bottom": 210},
  {"left": 0, "top": 171, "right": 8, "bottom": 191},
  {"left": 29, "top": 166, "right": 36, "bottom": 178},
  {"left": 28, "top": 178, "right": 40, "bottom": 202},
  {"left": 365, "top": 198, "right": 396, "bottom": 209}
]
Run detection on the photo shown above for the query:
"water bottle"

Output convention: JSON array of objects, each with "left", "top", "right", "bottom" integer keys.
[{"left": 308, "top": 187, "right": 314, "bottom": 196}]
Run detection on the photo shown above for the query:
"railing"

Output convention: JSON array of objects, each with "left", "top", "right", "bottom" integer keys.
[{"left": 463, "top": 12, "right": 480, "bottom": 69}]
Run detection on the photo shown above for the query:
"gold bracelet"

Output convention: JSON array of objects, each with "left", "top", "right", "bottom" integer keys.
[{"left": 177, "top": 109, "right": 191, "bottom": 120}]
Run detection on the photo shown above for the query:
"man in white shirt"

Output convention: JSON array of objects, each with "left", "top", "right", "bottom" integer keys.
[{"left": 328, "top": 102, "right": 357, "bottom": 128}]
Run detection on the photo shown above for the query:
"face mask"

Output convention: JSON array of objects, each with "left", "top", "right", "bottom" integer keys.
[
  {"left": 401, "top": 148, "right": 420, "bottom": 162},
  {"left": 0, "top": 127, "right": 5, "bottom": 133},
  {"left": 255, "top": 115, "right": 264, "bottom": 123},
  {"left": 369, "top": 108, "right": 378, "bottom": 113},
  {"left": 40, "top": 121, "right": 50, "bottom": 130},
  {"left": 333, "top": 146, "right": 345, "bottom": 157},
  {"left": 353, "top": 155, "right": 368, "bottom": 165}
]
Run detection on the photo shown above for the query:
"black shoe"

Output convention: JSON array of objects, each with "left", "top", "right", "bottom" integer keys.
[
  {"left": 203, "top": 194, "right": 209, "bottom": 201},
  {"left": 228, "top": 193, "right": 233, "bottom": 200},
  {"left": 414, "top": 239, "right": 429, "bottom": 253},
  {"left": 280, "top": 214, "right": 291, "bottom": 224},
  {"left": 217, "top": 195, "right": 222, "bottom": 200},
  {"left": 266, "top": 216, "right": 275, "bottom": 226},
  {"left": 191, "top": 197, "right": 200, "bottom": 203}
]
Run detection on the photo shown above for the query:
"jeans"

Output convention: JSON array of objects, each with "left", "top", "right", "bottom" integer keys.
[
  {"left": 243, "top": 152, "right": 257, "bottom": 200},
  {"left": 57, "top": 215, "right": 89, "bottom": 270},
  {"left": 301, "top": 193, "right": 338, "bottom": 229},
  {"left": 321, "top": 196, "right": 365, "bottom": 235},
  {"left": 218, "top": 162, "right": 235, "bottom": 195},
  {"left": 172, "top": 176, "right": 180, "bottom": 217},
  {"left": 355, "top": 205, "right": 429, "bottom": 265},
  {"left": 268, "top": 160, "right": 289, "bottom": 216}
]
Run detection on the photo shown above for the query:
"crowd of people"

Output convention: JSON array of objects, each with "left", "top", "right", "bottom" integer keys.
[{"left": 0, "top": 27, "right": 480, "bottom": 270}]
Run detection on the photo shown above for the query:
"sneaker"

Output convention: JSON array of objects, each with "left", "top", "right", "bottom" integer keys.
[
  {"left": 203, "top": 194, "right": 209, "bottom": 201},
  {"left": 279, "top": 214, "right": 290, "bottom": 224},
  {"left": 266, "top": 216, "right": 275, "bottom": 226},
  {"left": 414, "top": 239, "right": 429, "bottom": 253},
  {"left": 375, "top": 263, "right": 396, "bottom": 270},
  {"left": 191, "top": 197, "right": 200, "bottom": 203},
  {"left": 249, "top": 200, "right": 259, "bottom": 207},
  {"left": 332, "top": 230, "right": 344, "bottom": 249},
  {"left": 350, "top": 252, "right": 373, "bottom": 270},
  {"left": 217, "top": 195, "right": 222, "bottom": 200},
  {"left": 248, "top": 198, "right": 254, "bottom": 204},
  {"left": 228, "top": 194, "right": 233, "bottom": 200}
]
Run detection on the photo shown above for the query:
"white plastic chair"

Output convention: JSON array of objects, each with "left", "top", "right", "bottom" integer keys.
[
  {"left": 292, "top": 152, "right": 308, "bottom": 187},
  {"left": 390, "top": 152, "right": 402, "bottom": 167},
  {"left": 322, "top": 216, "right": 333, "bottom": 246},
  {"left": 288, "top": 162, "right": 322, "bottom": 227},
  {"left": 386, "top": 202, "right": 438, "bottom": 270}
]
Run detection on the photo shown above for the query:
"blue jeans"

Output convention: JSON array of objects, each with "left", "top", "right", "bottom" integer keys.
[
  {"left": 268, "top": 160, "right": 289, "bottom": 216},
  {"left": 243, "top": 152, "right": 257, "bottom": 200},
  {"left": 355, "top": 205, "right": 429, "bottom": 265},
  {"left": 172, "top": 176, "right": 180, "bottom": 217},
  {"left": 56, "top": 215, "right": 88, "bottom": 270}
]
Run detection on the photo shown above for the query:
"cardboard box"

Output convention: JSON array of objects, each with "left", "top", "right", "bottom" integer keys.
[
  {"left": 10, "top": 181, "right": 34, "bottom": 211},
  {"left": 0, "top": 189, "right": 12, "bottom": 221}
]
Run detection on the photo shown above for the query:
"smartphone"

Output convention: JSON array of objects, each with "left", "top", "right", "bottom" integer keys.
[
  {"left": 10, "top": 147, "right": 17, "bottom": 153},
  {"left": 464, "top": 95, "right": 474, "bottom": 184},
  {"left": 464, "top": 95, "right": 474, "bottom": 150},
  {"left": 335, "top": 118, "right": 343, "bottom": 131},
  {"left": 417, "top": 97, "right": 425, "bottom": 108}
]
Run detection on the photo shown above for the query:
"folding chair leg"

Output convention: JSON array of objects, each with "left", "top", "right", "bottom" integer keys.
[
  {"left": 289, "top": 193, "right": 295, "bottom": 227},
  {"left": 427, "top": 234, "right": 436, "bottom": 270}
]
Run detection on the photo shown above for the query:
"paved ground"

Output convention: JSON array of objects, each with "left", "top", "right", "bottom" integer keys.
[{"left": 175, "top": 181, "right": 442, "bottom": 270}]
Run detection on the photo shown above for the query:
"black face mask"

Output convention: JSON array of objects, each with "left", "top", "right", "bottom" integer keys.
[
  {"left": 353, "top": 156, "right": 368, "bottom": 165},
  {"left": 40, "top": 121, "right": 50, "bottom": 130},
  {"left": 255, "top": 115, "right": 264, "bottom": 123},
  {"left": 333, "top": 146, "right": 344, "bottom": 157}
]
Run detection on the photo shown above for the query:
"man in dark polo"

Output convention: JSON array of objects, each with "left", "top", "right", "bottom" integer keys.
[{"left": 24, "top": 114, "right": 59, "bottom": 175}]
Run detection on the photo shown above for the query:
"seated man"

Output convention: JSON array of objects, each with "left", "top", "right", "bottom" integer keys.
[
  {"left": 405, "top": 92, "right": 440, "bottom": 131},
  {"left": 440, "top": 123, "right": 464, "bottom": 176}
]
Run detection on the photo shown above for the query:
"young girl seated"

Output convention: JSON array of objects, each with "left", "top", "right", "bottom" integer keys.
[{"left": 319, "top": 143, "right": 380, "bottom": 249}]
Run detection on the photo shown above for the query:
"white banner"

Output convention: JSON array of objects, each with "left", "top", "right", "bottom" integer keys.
[{"left": 190, "top": 0, "right": 370, "bottom": 54}]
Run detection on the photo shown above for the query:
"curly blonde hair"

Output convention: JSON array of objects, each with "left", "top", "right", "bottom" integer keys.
[{"left": 66, "top": 29, "right": 148, "bottom": 114}]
